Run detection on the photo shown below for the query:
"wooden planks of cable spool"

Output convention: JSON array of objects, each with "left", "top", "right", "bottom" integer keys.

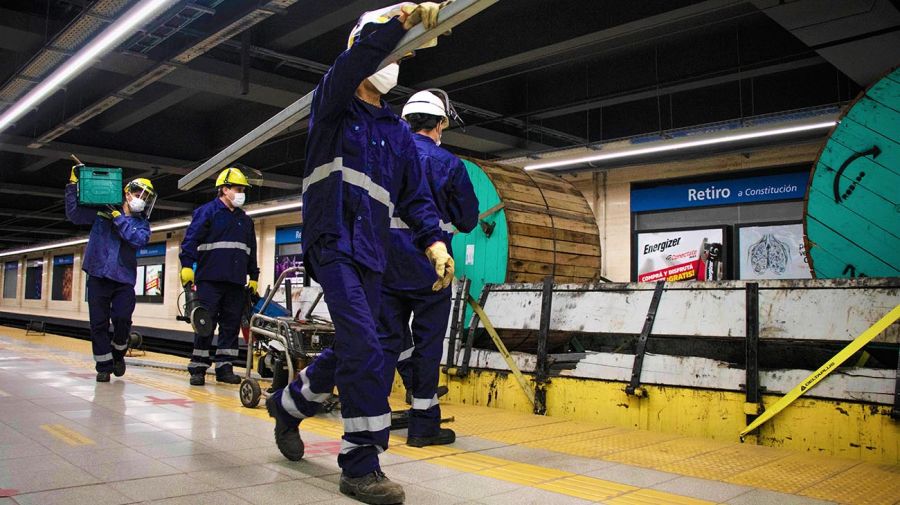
[{"left": 469, "top": 158, "right": 602, "bottom": 285}]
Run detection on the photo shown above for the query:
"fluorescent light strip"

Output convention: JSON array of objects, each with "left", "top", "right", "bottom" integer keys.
[
  {"left": 246, "top": 202, "right": 302, "bottom": 216},
  {"left": 525, "top": 121, "right": 836, "bottom": 171},
  {"left": 0, "top": 0, "right": 178, "bottom": 133},
  {"left": 0, "top": 202, "right": 304, "bottom": 258}
]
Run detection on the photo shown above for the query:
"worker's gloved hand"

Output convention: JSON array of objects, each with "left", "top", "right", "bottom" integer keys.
[
  {"left": 400, "top": 1, "right": 442, "bottom": 30},
  {"left": 247, "top": 280, "right": 258, "bottom": 295},
  {"left": 106, "top": 205, "right": 121, "bottom": 219},
  {"left": 425, "top": 241, "right": 454, "bottom": 291},
  {"left": 180, "top": 267, "right": 194, "bottom": 286},
  {"left": 69, "top": 166, "right": 79, "bottom": 184}
]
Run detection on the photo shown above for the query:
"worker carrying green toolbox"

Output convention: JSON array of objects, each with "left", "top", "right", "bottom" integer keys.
[{"left": 65, "top": 156, "right": 156, "bottom": 382}]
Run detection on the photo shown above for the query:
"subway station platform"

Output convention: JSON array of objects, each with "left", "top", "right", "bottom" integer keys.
[{"left": 0, "top": 327, "right": 897, "bottom": 505}]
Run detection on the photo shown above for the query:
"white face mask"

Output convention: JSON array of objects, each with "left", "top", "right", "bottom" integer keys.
[
  {"left": 128, "top": 197, "right": 146, "bottom": 213},
  {"left": 230, "top": 192, "right": 246, "bottom": 208},
  {"left": 367, "top": 63, "right": 399, "bottom": 95}
]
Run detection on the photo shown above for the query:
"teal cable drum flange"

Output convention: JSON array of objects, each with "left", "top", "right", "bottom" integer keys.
[
  {"left": 452, "top": 159, "right": 508, "bottom": 303},
  {"left": 805, "top": 67, "right": 900, "bottom": 278}
]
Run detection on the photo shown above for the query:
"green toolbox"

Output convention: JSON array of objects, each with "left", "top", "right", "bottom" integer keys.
[{"left": 77, "top": 166, "right": 123, "bottom": 206}]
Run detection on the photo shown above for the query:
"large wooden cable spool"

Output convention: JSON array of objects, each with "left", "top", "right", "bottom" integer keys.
[
  {"left": 451, "top": 158, "right": 602, "bottom": 351},
  {"left": 804, "top": 67, "right": 900, "bottom": 278}
]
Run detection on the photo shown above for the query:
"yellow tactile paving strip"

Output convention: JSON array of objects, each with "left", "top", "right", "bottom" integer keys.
[
  {"left": 3, "top": 326, "right": 898, "bottom": 505},
  {"left": 40, "top": 423, "right": 95, "bottom": 446}
]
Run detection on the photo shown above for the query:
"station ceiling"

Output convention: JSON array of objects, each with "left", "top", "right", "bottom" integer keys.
[{"left": 0, "top": 0, "right": 897, "bottom": 250}]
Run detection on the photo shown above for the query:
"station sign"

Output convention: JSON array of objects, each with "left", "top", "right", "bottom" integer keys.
[
  {"left": 275, "top": 226, "right": 302, "bottom": 245},
  {"left": 631, "top": 171, "right": 808, "bottom": 212}
]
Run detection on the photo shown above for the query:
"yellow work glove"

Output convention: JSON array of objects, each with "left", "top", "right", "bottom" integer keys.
[
  {"left": 180, "top": 267, "right": 194, "bottom": 286},
  {"left": 400, "top": 1, "right": 442, "bottom": 30},
  {"left": 425, "top": 241, "right": 454, "bottom": 291},
  {"left": 110, "top": 209, "right": 121, "bottom": 219},
  {"left": 247, "top": 280, "right": 258, "bottom": 294},
  {"left": 69, "top": 165, "right": 79, "bottom": 184}
]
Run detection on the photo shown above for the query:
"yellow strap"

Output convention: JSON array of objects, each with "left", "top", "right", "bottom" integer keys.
[
  {"left": 740, "top": 304, "right": 900, "bottom": 439},
  {"left": 467, "top": 295, "right": 536, "bottom": 406}
]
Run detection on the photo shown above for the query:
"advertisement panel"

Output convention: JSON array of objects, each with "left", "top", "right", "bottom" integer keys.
[
  {"left": 635, "top": 227, "right": 725, "bottom": 282},
  {"left": 737, "top": 222, "right": 811, "bottom": 280}
]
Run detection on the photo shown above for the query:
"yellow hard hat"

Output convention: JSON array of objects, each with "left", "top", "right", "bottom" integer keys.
[
  {"left": 125, "top": 177, "right": 155, "bottom": 195},
  {"left": 215, "top": 167, "right": 251, "bottom": 188}
]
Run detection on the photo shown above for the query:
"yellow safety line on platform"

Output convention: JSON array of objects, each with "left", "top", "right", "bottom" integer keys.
[
  {"left": 0, "top": 333, "right": 715, "bottom": 505},
  {"left": 739, "top": 304, "right": 900, "bottom": 439},
  {"left": 3, "top": 328, "right": 897, "bottom": 505},
  {"left": 40, "top": 423, "right": 95, "bottom": 446}
]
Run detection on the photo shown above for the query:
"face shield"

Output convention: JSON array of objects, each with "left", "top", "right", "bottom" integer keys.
[
  {"left": 125, "top": 179, "right": 157, "bottom": 218},
  {"left": 425, "top": 88, "right": 465, "bottom": 131}
]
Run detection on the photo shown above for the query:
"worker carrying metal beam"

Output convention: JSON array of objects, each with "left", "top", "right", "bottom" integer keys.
[
  {"left": 65, "top": 168, "right": 155, "bottom": 382},
  {"left": 379, "top": 88, "right": 479, "bottom": 447},
  {"left": 179, "top": 167, "right": 260, "bottom": 386},
  {"left": 265, "top": 3, "right": 453, "bottom": 504}
]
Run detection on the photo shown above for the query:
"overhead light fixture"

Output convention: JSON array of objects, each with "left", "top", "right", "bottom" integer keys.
[
  {"left": 246, "top": 202, "right": 302, "bottom": 216},
  {"left": 524, "top": 120, "right": 837, "bottom": 171},
  {"left": 0, "top": 0, "right": 178, "bottom": 134},
  {"left": 0, "top": 238, "right": 89, "bottom": 258}
]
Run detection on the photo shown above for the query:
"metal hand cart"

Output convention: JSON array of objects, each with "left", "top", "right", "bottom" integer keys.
[{"left": 239, "top": 266, "right": 335, "bottom": 408}]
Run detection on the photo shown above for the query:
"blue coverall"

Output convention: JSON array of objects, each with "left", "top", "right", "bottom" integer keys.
[
  {"left": 267, "top": 17, "right": 444, "bottom": 478},
  {"left": 65, "top": 184, "right": 150, "bottom": 372},
  {"left": 179, "top": 197, "right": 259, "bottom": 374},
  {"left": 379, "top": 133, "right": 479, "bottom": 438}
]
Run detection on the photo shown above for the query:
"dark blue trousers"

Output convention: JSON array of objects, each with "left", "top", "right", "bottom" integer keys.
[
  {"left": 269, "top": 243, "right": 390, "bottom": 477},
  {"left": 188, "top": 280, "right": 243, "bottom": 373},
  {"left": 378, "top": 286, "right": 451, "bottom": 438},
  {"left": 86, "top": 276, "right": 135, "bottom": 373}
]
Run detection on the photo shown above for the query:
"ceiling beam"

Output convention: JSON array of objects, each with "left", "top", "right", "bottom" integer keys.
[
  {"left": 528, "top": 56, "right": 826, "bottom": 121},
  {"left": 0, "top": 225, "right": 70, "bottom": 236},
  {"left": 266, "top": 0, "right": 385, "bottom": 50},
  {"left": 98, "top": 87, "right": 198, "bottom": 133},
  {"left": 22, "top": 156, "right": 58, "bottom": 173},
  {"left": 417, "top": 0, "right": 750, "bottom": 89},
  {"left": 0, "top": 209, "right": 65, "bottom": 221}
]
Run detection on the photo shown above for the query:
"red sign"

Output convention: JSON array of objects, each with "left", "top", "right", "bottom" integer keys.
[{"left": 638, "top": 260, "right": 706, "bottom": 282}]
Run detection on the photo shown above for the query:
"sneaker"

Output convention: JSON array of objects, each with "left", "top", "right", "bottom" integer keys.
[
  {"left": 265, "top": 395, "right": 304, "bottom": 461},
  {"left": 113, "top": 358, "right": 126, "bottom": 377},
  {"left": 339, "top": 471, "right": 405, "bottom": 504},
  {"left": 215, "top": 366, "right": 241, "bottom": 384},
  {"left": 189, "top": 371, "right": 205, "bottom": 386},
  {"left": 407, "top": 428, "right": 455, "bottom": 448},
  {"left": 96, "top": 371, "right": 110, "bottom": 382}
]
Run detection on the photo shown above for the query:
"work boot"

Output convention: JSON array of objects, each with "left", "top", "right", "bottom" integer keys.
[
  {"left": 266, "top": 395, "right": 304, "bottom": 461},
  {"left": 215, "top": 365, "right": 241, "bottom": 384},
  {"left": 189, "top": 371, "right": 205, "bottom": 386},
  {"left": 407, "top": 428, "right": 456, "bottom": 448},
  {"left": 96, "top": 371, "right": 110, "bottom": 383},
  {"left": 339, "top": 470, "right": 405, "bottom": 504},
  {"left": 113, "top": 358, "right": 126, "bottom": 377}
]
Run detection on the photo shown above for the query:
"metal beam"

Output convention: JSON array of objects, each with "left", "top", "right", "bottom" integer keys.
[
  {"left": 179, "top": 0, "right": 500, "bottom": 190},
  {"left": 0, "top": 209, "right": 65, "bottom": 221},
  {"left": 21, "top": 156, "right": 58, "bottom": 173},
  {"left": 0, "top": 225, "right": 70, "bottom": 236},
  {"left": 267, "top": 0, "right": 385, "bottom": 50},
  {"left": 417, "top": 0, "right": 749, "bottom": 89},
  {"left": 528, "top": 56, "right": 826, "bottom": 121},
  {"left": 98, "top": 87, "right": 198, "bottom": 133}
]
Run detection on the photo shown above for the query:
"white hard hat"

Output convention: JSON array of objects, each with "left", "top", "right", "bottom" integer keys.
[{"left": 402, "top": 90, "right": 447, "bottom": 120}]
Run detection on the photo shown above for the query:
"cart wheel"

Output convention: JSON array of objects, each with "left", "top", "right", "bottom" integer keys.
[{"left": 239, "top": 378, "right": 261, "bottom": 408}]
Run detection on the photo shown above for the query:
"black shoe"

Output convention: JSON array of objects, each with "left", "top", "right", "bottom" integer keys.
[
  {"left": 96, "top": 371, "right": 110, "bottom": 383},
  {"left": 266, "top": 395, "right": 304, "bottom": 461},
  {"left": 339, "top": 471, "right": 405, "bottom": 504},
  {"left": 113, "top": 358, "right": 126, "bottom": 377},
  {"left": 189, "top": 371, "right": 205, "bottom": 386},
  {"left": 436, "top": 385, "right": 448, "bottom": 398},
  {"left": 407, "top": 428, "right": 455, "bottom": 448},
  {"left": 215, "top": 366, "right": 241, "bottom": 384}
]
